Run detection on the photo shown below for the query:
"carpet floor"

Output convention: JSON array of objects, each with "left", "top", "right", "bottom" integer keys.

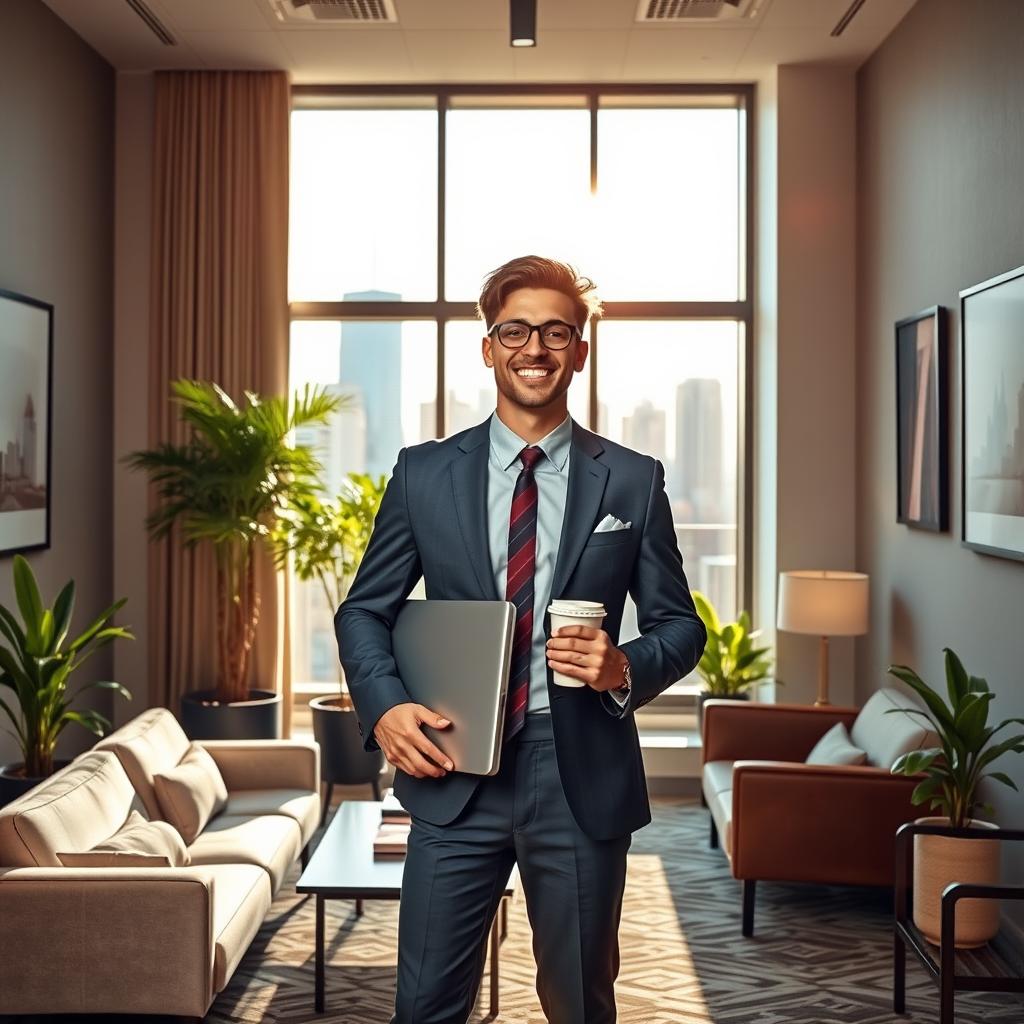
[
  {"left": 4, "top": 797, "right": 1021, "bottom": 1024},
  {"left": 207, "top": 796, "right": 1023, "bottom": 1024}
]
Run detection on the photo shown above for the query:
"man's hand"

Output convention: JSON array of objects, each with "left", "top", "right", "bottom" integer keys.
[
  {"left": 546, "top": 625, "right": 629, "bottom": 692},
  {"left": 374, "top": 703, "right": 454, "bottom": 778}
]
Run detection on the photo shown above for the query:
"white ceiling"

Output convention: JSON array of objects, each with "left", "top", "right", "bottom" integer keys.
[{"left": 42, "top": 0, "right": 918, "bottom": 83}]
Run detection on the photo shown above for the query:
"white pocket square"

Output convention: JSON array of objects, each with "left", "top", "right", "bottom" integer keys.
[{"left": 593, "top": 513, "right": 632, "bottom": 533}]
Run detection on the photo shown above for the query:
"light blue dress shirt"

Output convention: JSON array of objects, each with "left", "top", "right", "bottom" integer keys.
[{"left": 487, "top": 411, "right": 572, "bottom": 715}]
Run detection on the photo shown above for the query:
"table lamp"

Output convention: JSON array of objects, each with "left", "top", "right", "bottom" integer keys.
[{"left": 776, "top": 570, "right": 869, "bottom": 706}]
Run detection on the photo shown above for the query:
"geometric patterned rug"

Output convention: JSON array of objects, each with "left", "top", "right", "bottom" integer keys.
[
  {"left": 201, "top": 797, "right": 1024, "bottom": 1024},
  {"left": 8, "top": 798, "right": 1014, "bottom": 1023}
]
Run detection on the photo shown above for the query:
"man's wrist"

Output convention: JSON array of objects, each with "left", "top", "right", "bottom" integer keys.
[{"left": 614, "top": 655, "right": 632, "bottom": 695}]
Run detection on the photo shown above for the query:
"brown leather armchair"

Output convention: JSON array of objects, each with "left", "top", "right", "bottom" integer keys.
[{"left": 701, "top": 695, "right": 931, "bottom": 936}]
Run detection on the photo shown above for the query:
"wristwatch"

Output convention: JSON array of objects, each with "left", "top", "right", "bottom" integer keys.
[{"left": 615, "top": 658, "right": 632, "bottom": 697}]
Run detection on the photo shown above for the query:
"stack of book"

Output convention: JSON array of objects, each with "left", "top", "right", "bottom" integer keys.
[{"left": 373, "top": 789, "right": 411, "bottom": 858}]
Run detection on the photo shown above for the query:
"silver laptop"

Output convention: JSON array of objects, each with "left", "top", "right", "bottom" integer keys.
[{"left": 390, "top": 599, "right": 516, "bottom": 776}]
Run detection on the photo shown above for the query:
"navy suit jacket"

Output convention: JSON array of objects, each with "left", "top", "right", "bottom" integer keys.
[{"left": 334, "top": 416, "right": 707, "bottom": 840}]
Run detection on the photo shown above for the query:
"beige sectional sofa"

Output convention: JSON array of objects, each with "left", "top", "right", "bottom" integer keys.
[{"left": 0, "top": 707, "right": 320, "bottom": 1019}]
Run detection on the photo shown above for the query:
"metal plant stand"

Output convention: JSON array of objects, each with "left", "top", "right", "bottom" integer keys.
[{"left": 894, "top": 821, "right": 1024, "bottom": 1024}]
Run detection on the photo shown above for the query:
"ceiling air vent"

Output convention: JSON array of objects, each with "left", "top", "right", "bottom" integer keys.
[
  {"left": 636, "top": 0, "right": 762, "bottom": 22},
  {"left": 268, "top": 0, "right": 398, "bottom": 24}
]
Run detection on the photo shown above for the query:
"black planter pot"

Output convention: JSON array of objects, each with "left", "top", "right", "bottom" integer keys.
[
  {"left": 0, "top": 759, "right": 74, "bottom": 809},
  {"left": 311, "top": 695, "right": 386, "bottom": 826},
  {"left": 697, "top": 691, "right": 751, "bottom": 737},
  {"left": 180, "top": 688, "right": 282, "bottom": 741}
]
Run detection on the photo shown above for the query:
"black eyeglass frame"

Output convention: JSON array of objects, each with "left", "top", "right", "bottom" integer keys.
[{"left": 486, "top": 318, "right": 583, "bottom": 350}]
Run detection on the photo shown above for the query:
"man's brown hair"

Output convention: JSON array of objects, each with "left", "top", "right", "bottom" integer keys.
[{"left": 477, "top": 255, "right": 603, "bottom": 332}]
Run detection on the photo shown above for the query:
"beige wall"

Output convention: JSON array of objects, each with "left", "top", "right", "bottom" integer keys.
[
  {"left": 857, "top": 0, "right": 1024, "bottom": 931},
  {"left": 755, "top": 65, "right": 859, "bottom": 708},
  {"left": 0, "top": 0, "right": 116, "bottom": 767}
]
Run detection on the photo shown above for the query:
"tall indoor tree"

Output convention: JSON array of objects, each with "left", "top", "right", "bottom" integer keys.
[{"left": 127, "top": 379, "right": 339, "bottom": 705}]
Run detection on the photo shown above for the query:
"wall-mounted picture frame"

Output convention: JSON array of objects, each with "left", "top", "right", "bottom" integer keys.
[
  {"left": 0, "top": 288, "right": 53, "bottom": 558},
  {"left": 895, "top": 305, "right": 948, "bottom": 531},
  {"left": 961, "top": 263, "right": 1024, "bottom": 561}
]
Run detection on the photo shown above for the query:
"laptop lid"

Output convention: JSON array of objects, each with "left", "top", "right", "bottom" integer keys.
[{"left": 390, "top": 599, "right": 515, "bottom": 776}]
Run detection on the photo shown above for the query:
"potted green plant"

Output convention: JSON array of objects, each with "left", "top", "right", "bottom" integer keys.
[
  {"left": 888, "top": 648, "right": 1024, "bottom": 947},
  {"left": 278, "top": 471, "right": 388, "bottom": 822},
  {"left": 0, "top": 555, "right": 133, "bottom": 806},
  {"left": 126, "top": 378, "right": 338, "bottom": 740},
  {"left": 692, "top": 590, "right": 774, "bottom": 732}
]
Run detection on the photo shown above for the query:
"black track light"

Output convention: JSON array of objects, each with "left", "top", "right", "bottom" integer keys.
[{"left": 510, "top": 0, "right": 536, "bottom": 48}]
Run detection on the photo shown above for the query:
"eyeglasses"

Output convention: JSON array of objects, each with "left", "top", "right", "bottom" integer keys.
[{"left": 488, "top": 319, "right": 581, "bottom": 351}]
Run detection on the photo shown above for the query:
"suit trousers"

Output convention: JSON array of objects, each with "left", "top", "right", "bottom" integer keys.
[{"left": 391, "top": 711, "right": 631, "bottom": 1024}]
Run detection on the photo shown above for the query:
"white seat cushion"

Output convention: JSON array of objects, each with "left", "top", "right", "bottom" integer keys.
[
  {"left": 708, "top": 787, "right": 733, "bottom": 858},
  {"left": 187, "top": 813, "right": 301, "bottom": 894},
  {"left": 223, "top": 789, "right": 319, "bottom": 847},
  {"left": 204, "top": 863, "right": 273, "bottom": 993},
  {"left": 702, "top": 760, "right": 735, "bottom": 798},
  {"left": 851, "top": 688, "right": 934, "bottom": 770}
]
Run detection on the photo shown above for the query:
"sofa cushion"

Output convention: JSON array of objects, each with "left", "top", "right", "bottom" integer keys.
[
  {"left": 187, "top": 813, "right": 302, "bottom": 894},
  {"left": 806, "top": 722, "right": 867, "bottom": 766},
  {"left": 154, "top": 743, "right": 229, "bottom": 845},
  {"left": 206, "top": 863, "right": 273, "bottom": 993},
  {"left": 56, "top": 809, "right": 189, "bottom": 868},
  {"left": 708, "top": 787, "right": 733, "bottom": 858},
  {"left": 94, "top": 707, "right": 191, "bottom": 820},
  {"left": 0, "top": 751, "right": 137, "bottom": 867},
  {"left": 702, "top": 760, "right": 735, "bottom": 798},
  {"left": 851, "top": 688, "right": 934, "bottom": 770},
  {"left": 222, "top": 789, "right": 319, "bottom": 847}
]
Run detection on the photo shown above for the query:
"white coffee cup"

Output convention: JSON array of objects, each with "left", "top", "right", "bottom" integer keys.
[{"left": 547, "top": 600, "right": 607, "bottom": 687}]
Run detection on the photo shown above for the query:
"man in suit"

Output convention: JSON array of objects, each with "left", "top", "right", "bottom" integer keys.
[{"left": 335, "top": 255, "right": 707, "bottom": 1024}]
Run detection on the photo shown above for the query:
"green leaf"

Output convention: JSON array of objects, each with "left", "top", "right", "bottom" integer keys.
[
  {"left": 51, "top": 579, "right": 76, "bottom": 651},
  {"left": 887, "top": 663, "right": 954, "bottom": 731},
  {"left": 987, "top": 771, "right": 1018, "bottom": 791},
  {"left": 893, "top": 747, "right": 942, "bottom": 776},
  {"left": 944, "top": 647, "right": 969, "bottom": 708},
  {"left": 0, "top": 693, "right": 25, "bottom": 746},
  {"left": 12, "top": 555, "right": 44, "bottom": 648}
]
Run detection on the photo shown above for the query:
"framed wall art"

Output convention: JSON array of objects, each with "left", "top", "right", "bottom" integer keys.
[
  {"left": 895, "top": 305, "right": 948, "bottom": 531},
  {"left": 961, "top": 263, "right": 1024, "bottom": 561},
  {"left": 0, "top": 289, "right": 53, "bottom": 557}
]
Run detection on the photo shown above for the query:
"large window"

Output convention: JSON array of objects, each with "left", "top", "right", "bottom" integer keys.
[{"left": 289, "top": 86, "right": 752, "bottom": 694}]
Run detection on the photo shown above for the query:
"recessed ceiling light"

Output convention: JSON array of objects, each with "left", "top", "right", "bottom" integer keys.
[{"left": 510, "top": 0, "right": 537, "bottom": 48}]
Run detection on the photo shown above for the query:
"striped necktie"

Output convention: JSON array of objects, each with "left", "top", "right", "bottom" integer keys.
[{"left": 503, "top": 444, "right": 545, "bottom": 743}]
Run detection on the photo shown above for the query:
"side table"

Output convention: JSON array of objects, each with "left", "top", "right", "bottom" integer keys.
[{"left": 893, "top": 821, "right": 1024, "bottom": 1023}]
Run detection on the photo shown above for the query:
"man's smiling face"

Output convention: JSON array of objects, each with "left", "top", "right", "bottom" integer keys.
[{"left": 482, "top": 287, "right": 589, "bottom": 411}]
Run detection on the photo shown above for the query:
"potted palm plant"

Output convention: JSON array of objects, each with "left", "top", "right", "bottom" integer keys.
[
  {"left": 126, "top": 379, "right": 338, "bottom": 740},
  {"left": 0, "top": 555, "right": 133, "bottom": 806},
  {"left": 692, "top": 590, "right": 774, "bottom": 733},
  {"left": 888, "top": 648, "right": 1024, "bottom": 948},
  {"left": 278, "top": 471, "right": 388, "bottom": 821}
]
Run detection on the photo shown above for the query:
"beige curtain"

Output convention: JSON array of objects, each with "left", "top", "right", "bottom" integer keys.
[{"left": 148, "top": 71, "right": 293, "bottom": 736}]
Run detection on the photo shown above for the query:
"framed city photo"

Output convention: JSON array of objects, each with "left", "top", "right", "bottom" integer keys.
[
  {"left": 0, "top": 289, "right": 53, "bottom": 557},
  {"left": 961, "top": 264, "right": 1024, "bottom": 561},
  {"left": 895, "top": 305, "right": 947, "bottom": 531}
]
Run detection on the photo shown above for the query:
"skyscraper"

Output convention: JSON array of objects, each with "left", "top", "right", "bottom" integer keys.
[
  {"left": 622, "top": 399, "right": 667, "bottom": 465},
  {"left": 676, "top": 378, "right": 724, "bottom": 523},
  {"left": 338, "top": 290, "right": 402, "bottom": 477},
  {"left": 22, "top": 394, "right": 37, "bottom": 486}
]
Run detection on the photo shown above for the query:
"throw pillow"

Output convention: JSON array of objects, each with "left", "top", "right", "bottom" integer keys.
[
  {"left": 806, "top": 721, "right": 868, "bottom": 766},
  {"left": 153, "top": 741, "right": 229, "bottom": 844},
  {"left": 57, "top": 809, "right": 189, "bottom": 867}
]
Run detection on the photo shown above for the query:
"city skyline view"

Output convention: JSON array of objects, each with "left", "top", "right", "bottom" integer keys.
[{"left": 288, "top": 102, "right": 743, "bottom": 683}]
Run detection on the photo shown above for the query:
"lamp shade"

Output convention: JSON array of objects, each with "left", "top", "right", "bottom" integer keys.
[{"left": 776, "top": 570, "right": 869, "bottom": 637}]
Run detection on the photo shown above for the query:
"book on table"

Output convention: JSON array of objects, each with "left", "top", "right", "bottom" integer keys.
[
  {"left": 381, "top": 787, "right": 411, "bottom": 825},
  {"left": 373, "top": 821, "right": 411, "bottom": 858}
]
